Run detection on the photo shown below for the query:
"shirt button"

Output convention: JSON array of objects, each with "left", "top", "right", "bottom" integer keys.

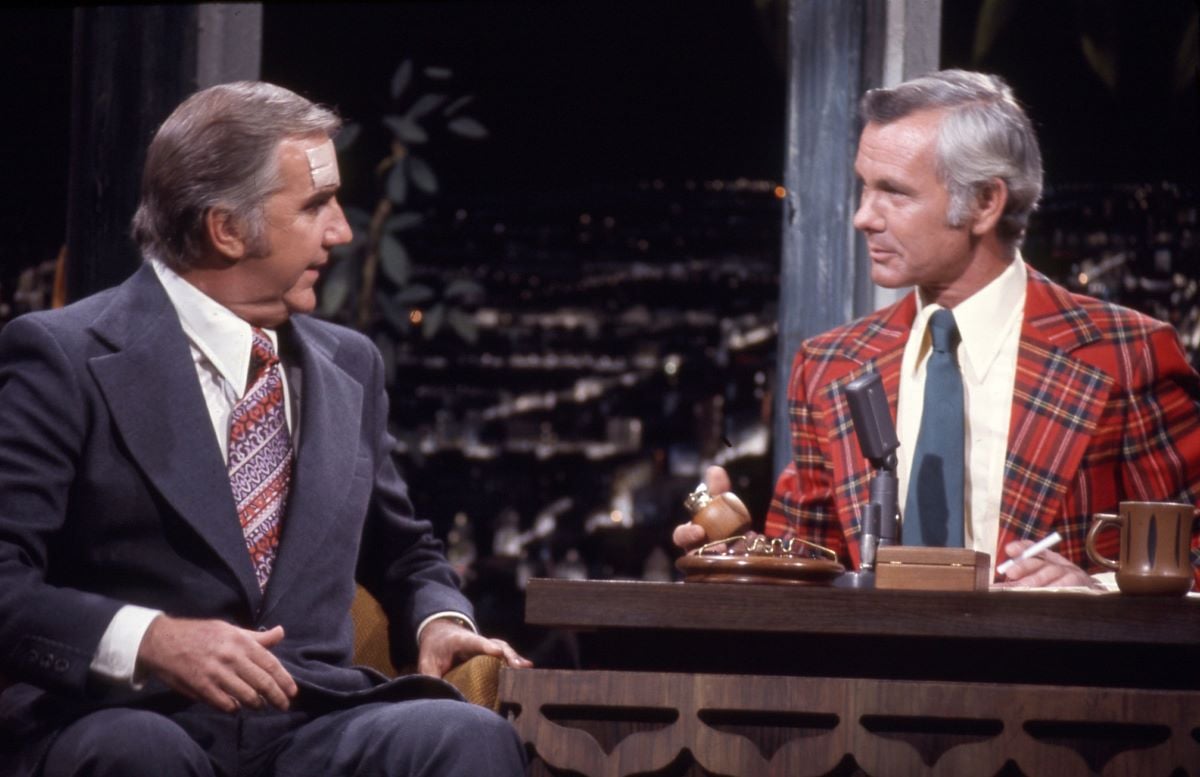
[{"left": 53, "top": 658, "right": 70, "bottom": 673}]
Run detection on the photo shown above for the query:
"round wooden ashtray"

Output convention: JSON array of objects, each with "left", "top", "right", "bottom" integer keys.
[{"left": 675, "top": 554, "right": 844, "bottom": 586}]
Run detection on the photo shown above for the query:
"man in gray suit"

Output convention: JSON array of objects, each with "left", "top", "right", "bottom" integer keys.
[{"left": 0, "top": 81, "right": 529, "bottom": 777}]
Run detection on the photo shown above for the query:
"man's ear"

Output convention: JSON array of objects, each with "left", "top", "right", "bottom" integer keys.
[
  {"left": 969, "top": 178, "right": 1008, "bottom": 237},
  {"left": 204, "top": 207, "right": 247, "bottom": 262}
]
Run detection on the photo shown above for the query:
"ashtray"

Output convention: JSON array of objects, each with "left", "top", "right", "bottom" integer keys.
[{"left": 676, "top": 535, "right": 845, "bottom": 585}]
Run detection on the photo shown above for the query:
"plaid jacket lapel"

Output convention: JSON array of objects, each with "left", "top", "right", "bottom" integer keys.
[
  {"left": 999, "top": 271, "right": 1115, "bottom": 549},
  {"left": 796, "top": 295, "right": 915, "bottom": 564}
]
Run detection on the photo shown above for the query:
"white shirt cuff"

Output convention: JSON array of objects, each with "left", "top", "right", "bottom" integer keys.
[
  {"left": 91, "top": 604, "right": 163, "bottom": 686},
  {"left": 415, "top": 611, "right": 477, "bottom": 645}
]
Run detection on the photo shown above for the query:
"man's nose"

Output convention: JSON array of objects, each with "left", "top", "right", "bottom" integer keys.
[
  {"left": 326, "top": 200, "right": 353, "bottom": 246},
  {"left": 853, "top": 192, "right": 882, "bottom": 233}
]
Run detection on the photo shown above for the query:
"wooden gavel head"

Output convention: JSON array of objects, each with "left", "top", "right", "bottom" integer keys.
[{"left": 685, "top": 487, "right": 752, "bottom": 543}]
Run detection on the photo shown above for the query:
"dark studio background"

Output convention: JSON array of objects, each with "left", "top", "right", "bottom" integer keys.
[{"left": 1, "top": 0, "right": 1198, "bottom": 659}]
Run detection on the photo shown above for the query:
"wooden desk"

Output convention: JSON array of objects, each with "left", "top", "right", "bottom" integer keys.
[{"left": 499, "top": 579, "right": 1200, "bottom": 776}]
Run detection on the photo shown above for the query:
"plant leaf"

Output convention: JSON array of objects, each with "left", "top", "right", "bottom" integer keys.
[
  {"left": 424, "top": 66, "right": 453, "bottom": 80},
  {"left": 394, "top": 283, "right": 435, "bottom": 306},
  {"left": 386, "top": 212, "right": 425, "bottom": 233},
  {"left": 373, "top": 331, "right": 397, "bottom": 385},
  {"left": 319, "top": 258, "right": 354, "bottom": 317},
  {"left": 375, "top": 290, "right": 411, "bottom": 334},
  {"left": 448, "top": 308, "right": 479, "bottom": 343},
  {"left": 1080, "top": 34, "right": 1118, "bottom": 92},
  {"left": 448, "top": 116, "right": 489, "bottom": 140},
  {"left": 343, "top": 206, "right": 373, "bottom": 233},
  {"left": 408, "top": 155, "right": 439, "bottom": 194},
  {"left": 383, "top": 115, "right": 429, "bottom": 144},
  {"left": 380, "top": 234, "right": 411, "bottom": 286},
  {"left": 391, "top": 60, "right": 413, "bottom": 99},
  {"left": 334, "top": 122, "right": 361, "bottom": 152},
  {"left": 386, "top": 160, "right": 409, "bottom": 205},
  {"left": 445, "top": 278, "right": 485, "bottom": 302},
  {"left": 423, "top": 303, "right": 446, "bottom": 339},
  {"left": 407, "top": 94, "right": 447, "bottom": 120},
  {"left": 443, "top": 95, "right": 475, "bottom": 117},
  {"left": 971, "top": 0, "right": 1018, "bottom": 65}
]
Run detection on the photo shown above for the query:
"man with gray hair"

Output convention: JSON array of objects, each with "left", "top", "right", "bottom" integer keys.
[
  {"left": 0, "top": 81, "right": 529, "bottom": 776},
  {"left": 676, "top": 69, "right": 1200, "bottom": 589}
]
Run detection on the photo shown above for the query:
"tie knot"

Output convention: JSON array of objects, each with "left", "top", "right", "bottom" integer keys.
[
  {"left": 928, "top": 309, "right": 959, "bottom": 354},
  {"left": 247, "top": 327, "right": 279, "bottom": 388}
]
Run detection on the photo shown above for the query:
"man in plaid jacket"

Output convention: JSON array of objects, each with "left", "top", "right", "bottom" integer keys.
[{"left": 676, "top": 70, "right": 1200, "bottom": 589}]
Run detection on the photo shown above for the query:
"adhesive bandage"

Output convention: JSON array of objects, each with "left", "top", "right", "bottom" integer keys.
[{"left": 305, "top": 139, "right": 340, "bottom": 189}]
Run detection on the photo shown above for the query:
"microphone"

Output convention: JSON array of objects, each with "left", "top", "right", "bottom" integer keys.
[
  {"left": 844, "top": 371, "right": 901, "bottom": 569},
  {"left": 845, "top": 371, "right": 899, "bottom": 469}
]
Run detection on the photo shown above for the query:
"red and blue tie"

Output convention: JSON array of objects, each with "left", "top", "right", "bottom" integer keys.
[{"left": 227, "top": 327, "right": 292, "bottom": 590}]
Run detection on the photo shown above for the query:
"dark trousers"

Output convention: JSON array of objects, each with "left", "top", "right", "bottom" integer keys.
[{"left": 39, "top": 698, "right": 527, "bottom": 777}]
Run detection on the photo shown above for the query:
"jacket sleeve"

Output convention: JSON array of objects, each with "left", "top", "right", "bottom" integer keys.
[
  {"left": 0, "top": 316, "right": 125, "bottom": 694},
  {"left": 350, "top": 337, "right": 473, "bottom": 667},
  {"left": 764, "top": 345, "right": 853, "bottom": 564},
  {"left": 1118, "top": 325, "right": 1200, "bottom": 588}
]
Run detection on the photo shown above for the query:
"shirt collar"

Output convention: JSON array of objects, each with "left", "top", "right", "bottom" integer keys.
[
  {"left": 150, "top": 259, "right": 277, "bottom": 393},
  {"left": 911, "top": 257, "right": 1027, "bottom": 380}
]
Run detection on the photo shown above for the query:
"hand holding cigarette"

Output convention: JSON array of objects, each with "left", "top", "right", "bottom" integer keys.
[
  {"left": 996, "top": 531, "right": 1062, "bottom": 576},
  {"left": 995, "top": 531, "right": 1101, "bottom": 589}
]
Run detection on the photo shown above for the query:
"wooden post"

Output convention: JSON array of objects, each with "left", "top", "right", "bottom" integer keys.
[
  {"left": 64, "top": 4, "right": 261, "bottom": 301},
  {"left": 772, "top": 0, "right": 940, "bottom": 477},
  {"left": 773, "top": 0, "right": 878, "bottom": 476}
]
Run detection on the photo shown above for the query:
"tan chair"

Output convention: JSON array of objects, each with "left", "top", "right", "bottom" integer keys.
[{"left": 351, "top": 584, "right": 502, "bottom": 711}]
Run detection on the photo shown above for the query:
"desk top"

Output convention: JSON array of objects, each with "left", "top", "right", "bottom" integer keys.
[{"left": 525, "top": 578, "right": 1200, "bottom": 648}]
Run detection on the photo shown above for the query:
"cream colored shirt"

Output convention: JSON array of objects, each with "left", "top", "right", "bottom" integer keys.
[{"left": 896, "top": 259, "right": 1026, "bottom": 570}]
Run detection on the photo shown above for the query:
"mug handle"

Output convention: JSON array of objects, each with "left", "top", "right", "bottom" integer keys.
[{"left": 1085, "top": 513, "right": 1121, "bottom": 571}]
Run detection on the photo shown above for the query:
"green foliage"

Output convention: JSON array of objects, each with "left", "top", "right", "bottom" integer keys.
[{"left": 318, "top": 59, "right": 490, "bottom": 361}]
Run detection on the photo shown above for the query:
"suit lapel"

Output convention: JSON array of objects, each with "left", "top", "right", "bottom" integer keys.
[
  {"left": 998, "top": 271, "right": 1114, "bottom": 546},
  {"left": 821, "top": 295, "right": 915, "bottom": 545},
  {"left": 258, "top": 317, "right": 363, "bottom": 620},
  {"left": 86, "top": 264, "right": 262, "bottom": 609}
]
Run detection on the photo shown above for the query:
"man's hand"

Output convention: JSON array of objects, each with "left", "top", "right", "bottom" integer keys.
[
  {"left": 994, "top": 539, "right": 1100, "bottom": 589},
  {"left": 137, "top": 615, "right": 298, "bottom": 714},
  {"left": 672, "top": 465, "right": 733, "bottom": 551},
  {"left": 416, "top": 617, "right": 532, "bottom": 679}
]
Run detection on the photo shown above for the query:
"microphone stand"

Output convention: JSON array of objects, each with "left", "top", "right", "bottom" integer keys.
[
  {"left": 858, "top": 450, "right": 899, "bottom": 570},
  {"left": 834, "top": 372, "right": 901, "bottom": 589}
]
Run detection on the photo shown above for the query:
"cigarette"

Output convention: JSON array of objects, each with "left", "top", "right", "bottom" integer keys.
[{"left": 996, "top": 531, "right": 1062, "bottom": 576}]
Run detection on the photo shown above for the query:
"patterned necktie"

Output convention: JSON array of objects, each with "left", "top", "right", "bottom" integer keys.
[
  {"left": 227, "top": 327, "right": 293, "bottom": 590},
  {"left": 902, "top": 308, "right": 965, "bottom": 547}
]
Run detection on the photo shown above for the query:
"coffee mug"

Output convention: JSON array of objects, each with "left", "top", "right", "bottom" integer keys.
[{"left": 1085, "top": 501, "right": 1195, "bottom": 596}]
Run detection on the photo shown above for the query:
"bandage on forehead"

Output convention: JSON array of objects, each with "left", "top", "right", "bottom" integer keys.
[{"left": 305, "top": 140, "right": 340, "bottom": 188}]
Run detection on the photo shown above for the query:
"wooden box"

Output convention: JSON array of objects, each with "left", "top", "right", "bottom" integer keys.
[{"left": 874, "top": 547, "right": 991, "bottom": 591}]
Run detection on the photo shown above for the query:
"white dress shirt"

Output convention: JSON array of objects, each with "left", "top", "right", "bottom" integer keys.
[
  {"left": 91, "top": 260, "right": 471, "bottom": 684},
  {"left": 896, "top": 258, "right": 1026, "bottom": 570}
]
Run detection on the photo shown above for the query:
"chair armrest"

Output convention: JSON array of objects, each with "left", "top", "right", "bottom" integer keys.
[
  {"left": 351, "top": 584, "right": 398, "bottom": 677},
  {"left": 351, "top": 584, "right": 503, "bottom": 710},
  {"left": 443, "top": 654, "right": 503, "bottom": 711}
]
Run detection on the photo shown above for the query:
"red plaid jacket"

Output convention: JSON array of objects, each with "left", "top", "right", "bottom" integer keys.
[{"left": 765, "top": 266, "right": 1200, "bottom": 586}]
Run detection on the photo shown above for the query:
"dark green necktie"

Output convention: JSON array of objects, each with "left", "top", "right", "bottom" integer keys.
[{"left": 902, "top": 308, "right": 964, "bottom": 547}]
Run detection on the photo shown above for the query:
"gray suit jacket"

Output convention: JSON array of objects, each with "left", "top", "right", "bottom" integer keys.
[{"left": 0, "top": 263, "right": 469, "bottom": 775}]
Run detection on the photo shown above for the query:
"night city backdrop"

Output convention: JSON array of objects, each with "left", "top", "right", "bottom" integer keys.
[{"left": 2, "top": 1, "right": 1198, "bottom": 656}]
